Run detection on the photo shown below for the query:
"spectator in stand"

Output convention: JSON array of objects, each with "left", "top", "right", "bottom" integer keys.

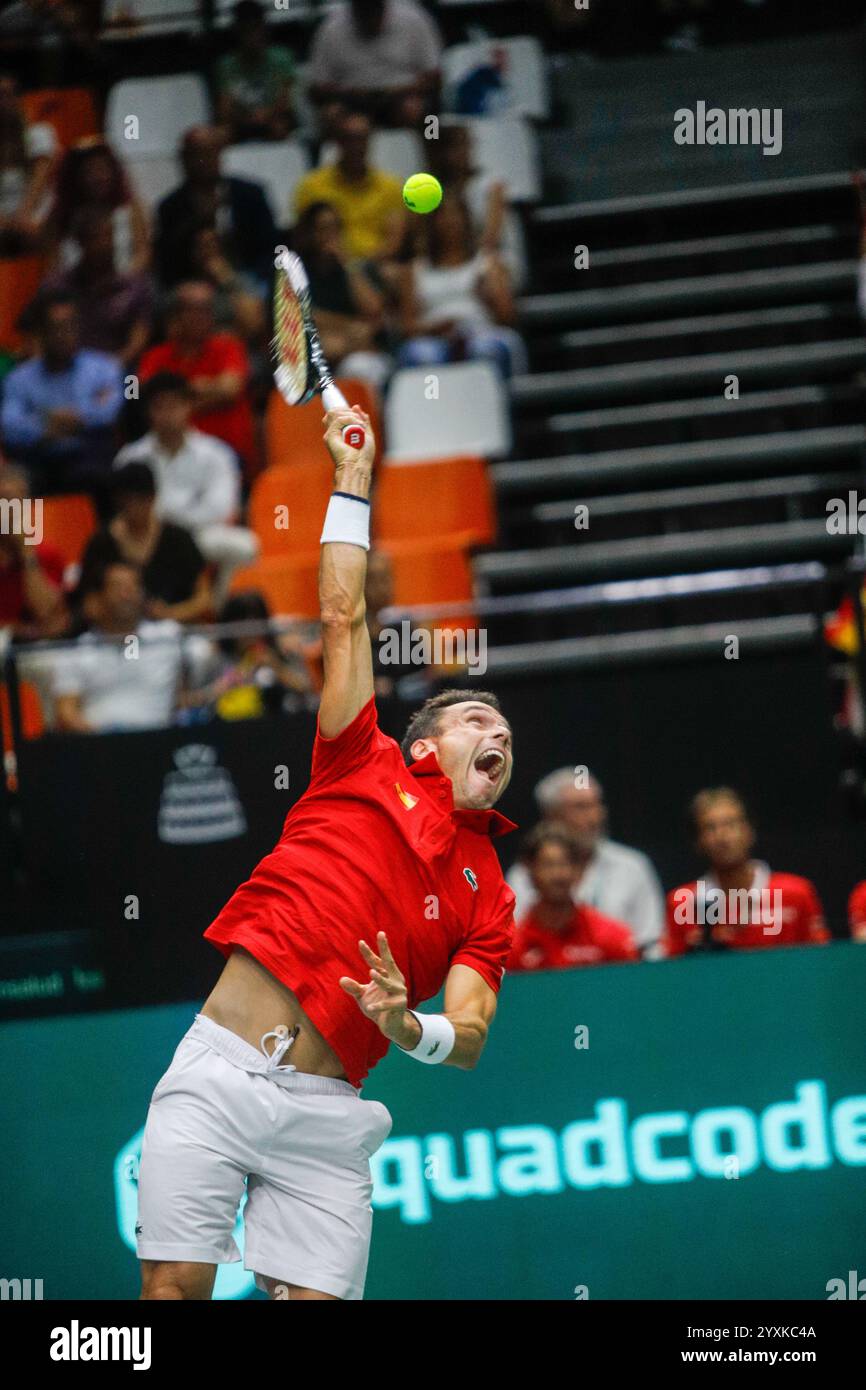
[
  {"left": 46, "top": 138, "right": 150, "bottom": 275},
  {"left": 307, "top": 0, "right": 441, "bottom": 133},
  {"left": 216, "top": 0, "right": 296, "bottom": 144},
  {"left": 28, "top": 208, "right": 153, "bottom": 365},
  {"left": 138, "top": 281, "right": 258, "bottom": 479},
  {"left": 293, "top": 201, "right": 391, "bottom": 390},
  {"left": 507, "top": 823, "right": 639, "bottom": 972},
  {"left": 664, "top": 788, "right": 830, "bottom": 957},
  {"left": 293, "top": 112, "right": 406, "bottom": 269},
  {"left": 52, "top": 559, "right": 215, "bottom": 733},
  {"left": 506, "top": 767, "right": 665, "bottom": 956},
  {"left": 187, "top": 220, "right": 268, "bottom": 346},
  {"left": 114, "top": 373, "right": 257, "bottom": 605},
  {"left": 0, "top": 460, "right": 66, "bottom": 639},
  {"left": 848, "top": 881, "right": 866, "bottom": 941},
  {"left": 78, "top": 463, "right": 212, "bottom": 626},
  {"left": 187, "top": 589, "right": 314, "bottom": 721},
  {"left": 155, "top": 125, "right": 276, "bottom": 290},
  {"left": 397, "top": 193, "right": 527, "bottom": 378},
  {"left": 0, "top": 291, "right": 124, "bottom": 498},
  {"left": 427, "top": 124, "right": 524, "bottom": 288},
  {"left": 0, "top": 69, "right": 56, "bottom": 254}
]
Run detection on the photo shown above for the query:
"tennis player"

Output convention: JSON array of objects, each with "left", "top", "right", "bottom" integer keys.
[{"left": 137, "top": 404, "right": 516, "bottom": 1301}]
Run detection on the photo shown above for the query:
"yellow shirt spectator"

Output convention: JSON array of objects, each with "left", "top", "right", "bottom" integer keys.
[{"left": 293, "top": 164, "right": 404, "bottom": 261}]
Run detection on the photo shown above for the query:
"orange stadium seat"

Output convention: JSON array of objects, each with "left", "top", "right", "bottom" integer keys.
[
  {"left": 229, "top": 553, "right": 320, "bottom": 620},
  {"left": 0, "top": 256, "right": 45, "bottom": 352},
  {"left": 374, "top": 456, "right": 496, "bottom": 548},
  {"left": 265, "top": 379, "right": 382, "bottom": 470},
  {"left": 248, "top": 461, "right": 333, "bottom": 558},
  {"left": 20, "top": 89, "right": 100, "bottom": 148},
  {"left": 379, "top": 535, "right": 479, "bottom": 667},
  {"left": 38, "top": 494, "right": 98, "bottom": 568},
  {"left": 380, "top": 534, "right": 477, "bottom": 609}
]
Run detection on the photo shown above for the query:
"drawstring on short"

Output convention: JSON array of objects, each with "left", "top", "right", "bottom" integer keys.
[{"left": 260, "top": 1024, "right": 299, "bottom": 1073}]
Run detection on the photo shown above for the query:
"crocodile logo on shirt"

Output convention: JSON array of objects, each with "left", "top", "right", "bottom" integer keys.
[
  {"left": 395, "top": 782, "right": 419, "bottom": 811},
  {"left": 463, "top": 867, "right": 479, "bottom": 891}
]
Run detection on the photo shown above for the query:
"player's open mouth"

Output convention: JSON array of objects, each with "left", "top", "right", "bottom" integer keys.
[{"left": 474, "top": 749, "right": 506, "bottom": 783}]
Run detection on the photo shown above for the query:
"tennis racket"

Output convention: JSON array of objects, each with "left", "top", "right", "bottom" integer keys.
[{"left": 272, "top": 249, "right": 366, "bottom": 451}]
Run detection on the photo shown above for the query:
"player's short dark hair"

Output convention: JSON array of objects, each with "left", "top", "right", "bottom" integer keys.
[
  {"left": 400, "top": 689, "right": 505, "bottom": 761},
  {"left": 143, "top": 372, "right": 193, "bottom": 408},
  {"left": 520, "top": 821, "right": 580, "bottom": 867},
  {"left": 689, "top": 786, "right": 752, "bottom": 838}
]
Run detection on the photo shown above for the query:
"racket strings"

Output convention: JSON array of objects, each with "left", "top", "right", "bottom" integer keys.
[{"left": 272, "top": 278, "right": 310, "bottom": 404}]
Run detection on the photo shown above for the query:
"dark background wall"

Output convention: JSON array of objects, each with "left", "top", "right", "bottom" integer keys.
[{"left": 1, "top": 644, "right": 861, "bottom": 1019}]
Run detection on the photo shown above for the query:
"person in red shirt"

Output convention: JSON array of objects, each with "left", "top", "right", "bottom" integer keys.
[
  {"left": 136, "top": 402, "right": 517, "bottom": 1302},
  {"left": 0, "top": 462, "right": 66, "bottom": 639},
  {"left": 508, "top": 823, "right": 638, "bottom": 971},
  {"left": 848, "top": 881, "right": 866, "bottom": 941},
  {"left": 138, "top": 280, "right": 257, "bottom": 475},
  {"left": 664, "top": 787, "right": 829, "bottom": 957}
]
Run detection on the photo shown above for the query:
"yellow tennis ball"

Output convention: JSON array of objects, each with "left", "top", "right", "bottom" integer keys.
[{"left": 403, "top": 173, "right": 443, "bottom": 214}]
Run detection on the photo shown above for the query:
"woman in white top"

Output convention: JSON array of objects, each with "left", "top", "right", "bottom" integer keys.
[
  {"left": 0, "top": 71, "right": 57, "bottom": 254},
  {"left": 397, "top": 193, "right": 527, "bottom": 377}
]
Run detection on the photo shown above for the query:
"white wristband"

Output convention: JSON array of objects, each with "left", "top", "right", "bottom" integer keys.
[
  {"left": 320, "top": 492, "right": 371, "bottom": 550},
  {"left": 397, "top": 1011, "right": 456, "bottom": 1064}
]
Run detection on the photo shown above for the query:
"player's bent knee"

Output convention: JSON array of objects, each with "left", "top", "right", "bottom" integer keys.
[{"left": 139, "top": 1260, "right": 216, "bottom": 1301}]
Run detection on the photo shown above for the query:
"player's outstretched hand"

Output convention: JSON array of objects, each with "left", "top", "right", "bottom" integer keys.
[
  {"left": 323, "top": 406, "right": 375, "bottom": 474},
  {"left": 339, "top": 931, "right": 410, "bottom": 1041}
]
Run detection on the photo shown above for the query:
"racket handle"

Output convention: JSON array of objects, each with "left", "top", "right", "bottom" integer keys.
[{"left": 322, "top": 383, "right": 365, "bottom": 451}]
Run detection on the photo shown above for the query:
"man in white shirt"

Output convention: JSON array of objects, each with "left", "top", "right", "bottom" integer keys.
[
  {"left": 308, "top": 0, "right": 442, "bottom": 131},
  {"left": 53, "top": 560, "right": 214, "bottom": 732},
  {"left": 506, "top": 766, "right": 665, "bottom": 958},
  {"left": 114, "top": 373, "right": 258, "bottom": 604}
]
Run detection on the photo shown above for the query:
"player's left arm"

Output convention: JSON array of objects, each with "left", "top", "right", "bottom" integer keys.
[{"left": 339, "top": 934, "right": 497, "bottom": 1070}]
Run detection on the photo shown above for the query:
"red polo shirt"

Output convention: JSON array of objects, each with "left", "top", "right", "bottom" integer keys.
[
  {"left": 848, "top": 881, "right": 866, "bottom": 941},
  {"left": 508, "top": 904, "right": 639, "bottom": 972},
  {"left": 665, "top": 866, "right": 829, "bottom": 956},
  {"left": 139, "top": 334, "right": 256, "bottom": 471},
  {"left": 204, "top": 695, "right": 517, "bottom": 1087}
]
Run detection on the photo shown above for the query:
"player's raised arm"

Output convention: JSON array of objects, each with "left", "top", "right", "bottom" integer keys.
[{"left": 317, "top": 406, "right": 377, "bottom": 738}]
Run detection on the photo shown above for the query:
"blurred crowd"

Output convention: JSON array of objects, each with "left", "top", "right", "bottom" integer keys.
[{"left": 0, "top": 0, "right": 526, "bottom": 714}]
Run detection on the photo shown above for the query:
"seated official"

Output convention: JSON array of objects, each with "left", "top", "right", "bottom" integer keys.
[
  {"left": 78, "top": 464, "right": 212, "bottom": 627},
  {"left": 507, "top": 823, "right": 639, "bottom": 972},
  {"left": 664, "top": 787, "right": 829, "bottom": 956},
  {"left": 506, "top": 766, "right": 665, "bottom": 957},
  {"left": 848, "top": 881, "right": 866, "bottom": 941}
]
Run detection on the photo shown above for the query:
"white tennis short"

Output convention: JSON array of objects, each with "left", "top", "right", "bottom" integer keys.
[{"left": 136, "top": 1013, "right": 392, "bottom": 1300}]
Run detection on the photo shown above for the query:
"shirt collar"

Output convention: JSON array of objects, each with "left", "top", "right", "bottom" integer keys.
[{"left": 406, "top": 751, "right": 518, "bottom": 838}]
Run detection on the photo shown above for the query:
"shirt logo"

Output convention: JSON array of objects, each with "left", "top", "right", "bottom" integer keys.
[
  {"left": 463, "top": 867, "right": 479, "bottom": 891},
  {"left": 395, "top": 782, "right": 419, "bottom": 811}
]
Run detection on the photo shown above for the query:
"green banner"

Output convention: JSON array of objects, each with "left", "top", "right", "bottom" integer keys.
[{"left": 0, "top": 944, "right": 863, "bottom": 1300}]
